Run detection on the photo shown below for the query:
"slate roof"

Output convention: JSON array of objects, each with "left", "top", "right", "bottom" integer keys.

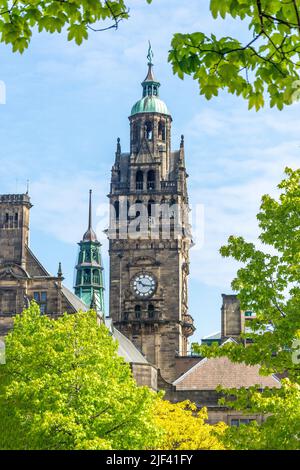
[
  {"left": 105, "top": 318, "right": 148, "bottom": 364},
  {"left": 60, "top": 285, "right": 89, "bottom": 312},
  {"left": 173, "top": 354, "right": 281, "bottom": 390}
]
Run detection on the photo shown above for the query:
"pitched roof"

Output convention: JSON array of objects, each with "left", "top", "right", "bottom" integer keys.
[
  {"left": 202, "top": 331, "right": 221, "bottom": 341},
  {"left": 61, "top": 285, "right": 89, "bottom": 312},
  {"left": 173, "top": 340, "right": 280, "bottom": 389},
  {"left": 105, "top": 318, "right": 148, "bottom": 364},
  {"left": 173, "top": 355, "right": 281, "bottom": 390}
]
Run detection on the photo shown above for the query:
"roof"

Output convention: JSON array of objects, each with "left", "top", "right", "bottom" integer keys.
[
  {"left": 173, "top": 354, "right": 281, "bottom": 390},
  {"left": 131, "top": 96, "right": 170, "bottom": 117},
  {"left": 105, "top": 318, "right": 148, "bottom": 364},
  {"left": 202, "top": 331, "right": 221, "bottom": 341},
  {"left": 61, "top": 285, "right": 89, "bottom": 312}
]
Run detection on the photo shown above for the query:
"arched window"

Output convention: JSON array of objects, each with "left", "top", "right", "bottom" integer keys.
[
  {"left": 158, "top": 120, "right": 166, "bottom": 141},
  {"left": 135, "top": 305, "right": 141, "bottom": 319},
  {"left": 148, "top": 304, "right": 155, "bottom": 319},
  {"left": 136, "top": 170, "right": 144, "bottom": 190},
  {"left": 153, "top": 86, "right": 158, "bottom": 96},
  {"left": 145, "top": 121, "right": 153, "bottom": 140},
  {"left": 93, "top": 269, "right": 100, "bottom": 285},
  {"left": 147, "top": 170, "right": 155, "bottom": 190},
  {"left": 114, "top": 200, "right": 120, "bottom": 220},
  {"left": 83, "top": 269, "right": 91, "bottom": 284},
  {"left": 148, "top": 199, "right": 155, "bottom": 217},
  {"left": 132, "top": 122, "right": 139, "bottom": 143}
]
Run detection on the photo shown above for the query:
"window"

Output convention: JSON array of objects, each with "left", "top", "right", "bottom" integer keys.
[
  {"left": 132, "top": 122, "right": 139, "bottom": 143},
  {"left": 124, "top": 312, "right": 129, "bottom": 321},
  {"left": 148, "top": 199, "right": 155, "bottom": 217},
  {"left": 114, "top": 200, "right": 120, "bottom": 220},
  {"left": 33, "top": 291, "right": 47, "bottom": 314},
  {"left": 230, "top": 418, "right": 256, "bottom": 427},
  {"left": 158, "top": 121, "right": 166, "bottom": 141},
  {"left": 93, "top": 269, "right": 100, "bottom": 285},
  {"left": 145, "top": 121, "right": 153, "bottom": 140},
  {"left": 136, "top": 170, "right": 144, "bottom": 190},
  {"left": 83, "top": 269, "right": 91, "bottom": 284},
  {"left": 148, "top": 304, "right": 155, "bottom": 319},
  {"left": 147, "top": 170, "right": 155, "bottom": 190},
  {"left": 135, "top": 305, "right": 141, "bottom": 319}
]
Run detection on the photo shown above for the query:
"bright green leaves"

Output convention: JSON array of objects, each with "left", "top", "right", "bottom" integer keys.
[
  {"left": 169, "top": 0, "right": 300, "bottom": 110},
  {"left": 0, "top": 304, "right": 160, "bottom": 450},
  {"left": 193, "top": 169, "right": 300, "bottom": 449},
  {"left": 68, "top": 23, "right": 88, "bottom": 45},
  {"left": 0, "top": 1, "right": 131, "bottom": 53}
]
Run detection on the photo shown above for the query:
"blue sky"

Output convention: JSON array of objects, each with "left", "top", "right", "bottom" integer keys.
[{"left": 0, "top": 0, "right": 299, "bottom": 343}]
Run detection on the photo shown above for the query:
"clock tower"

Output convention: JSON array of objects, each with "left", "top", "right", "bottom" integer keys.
[{"left": 108, "top": 46, "right": 195, "bottom": 382}]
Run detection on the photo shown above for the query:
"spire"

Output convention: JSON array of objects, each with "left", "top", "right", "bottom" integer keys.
[
  {"left": 83, "top": 190, "right": 98, "bottom": 242},
  {"left": 115, "top": 137, "right": 121, "bottom": 163},
  {"left": 74, "top": 190, "right": 105, "bottom": 320},
  {"left": 88, "top": 189, "right": 92, "bottom": 230},
  {"left": 141, "top": 42, "right": 160, "bottom": 98},
  {"left": 57, "top": 261, "right": 63, "bottom": 278}
]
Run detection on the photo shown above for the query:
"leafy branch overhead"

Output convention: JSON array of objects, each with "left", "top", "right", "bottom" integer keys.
[
  {"left": 168, "top": 0, "right": 300, "bottom": 110},
  {"left": 0, "top": 0, "right": 132, "bottom": 52}
]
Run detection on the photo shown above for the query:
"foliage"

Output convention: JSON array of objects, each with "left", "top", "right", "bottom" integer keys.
[
  {"left": 198, "top": 167, "right": 300, "bottom": 378},
  {"left": 168, "top": 0, "right": 300, "bottom": 110},
  {"left": 220, "top": 380, "right": 300, "bottom": 449},
  {"left": 0, "top": 0, "right": 134, "bottom": 52},
  {"left": 153, "top": 399, "right": 227, "bottom": 450},
  {"left": 192, "top": 168, "right": 300, "bottom": 449},
  {"left": 0, "top": 302, "right": 159, "bottom": 450}
]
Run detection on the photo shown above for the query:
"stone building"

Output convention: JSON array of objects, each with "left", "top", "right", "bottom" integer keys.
[
  {"left": 108, "top": 50, "right": 195, "bottom": 383},
  {"left": 0, "top": 193, "right": 87, "bottom": 338},
  {"left": 106, "top": 48, "right": 281, "bottom": 424},
  {"left": 0, "top": 48, "right": 281, "bottom": 427}
]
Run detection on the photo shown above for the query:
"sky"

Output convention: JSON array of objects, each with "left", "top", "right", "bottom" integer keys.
[{"left": 0, "top": 0, "right": 299, "bottom": 343}]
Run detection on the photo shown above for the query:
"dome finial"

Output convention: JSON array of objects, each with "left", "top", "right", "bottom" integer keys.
[{"left": 147, "top": 40, "right": 154, "bottom": 66}]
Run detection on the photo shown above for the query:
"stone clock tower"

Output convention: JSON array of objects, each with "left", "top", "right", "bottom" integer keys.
[{"left": 108, "top": 47, "right": 195, "bottom": 382}]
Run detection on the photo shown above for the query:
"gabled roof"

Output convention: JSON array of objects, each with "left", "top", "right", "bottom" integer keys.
[
  {"left": 173, "top": 338, "right": 281, "bottom": 390},
  {"left": 60, "top": 285, "right": 88, "bottom": 312},
  {"left": 25, "top": 245, "right": 50, "bottom": 277},
  {"left": 202, "top": 331, "right": 221, "bottom": 341},
  {"left": 105, "top": 318, "right": 148, "bottom": 364}
]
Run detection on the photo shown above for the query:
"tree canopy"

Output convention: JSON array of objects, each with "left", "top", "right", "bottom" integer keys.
[
  {"left": 194, "top": 167, "right": 300, "bottom": 449},
  {"left": 0, "top": 303, "right": 159, "bottom": 450},
  {"left": 168, "top": 0, "right": 300, "bottom": 110},
  {"left": 0, "top": 0, "right": 133, "bottom": 52},
  {"left": 153, "top": 399, "right": 227, "bottom": 450}
]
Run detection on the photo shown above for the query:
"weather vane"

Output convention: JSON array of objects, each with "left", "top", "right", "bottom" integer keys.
[{"left": 147, "top": 41, "right": 154, "bottom": 65}]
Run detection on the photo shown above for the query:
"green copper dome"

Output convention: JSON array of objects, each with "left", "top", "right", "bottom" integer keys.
[
  {"left": 130, "top": 43, "right": 171, "bottom": 117},
  {"left": 131, "top": 95, "right": 170, "bottom": 116}
]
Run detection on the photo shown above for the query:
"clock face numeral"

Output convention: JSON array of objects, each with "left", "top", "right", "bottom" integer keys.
[{"left": 131, "top": 273, "right": 156, "bottom": 298}]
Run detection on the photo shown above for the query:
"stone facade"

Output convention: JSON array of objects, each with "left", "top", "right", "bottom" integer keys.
[
  {"left": 108, "top": 61, "right": 195, "bottom": 382},
  {"left": 0, "top": 193, "right": 86, "bottom": 338}
]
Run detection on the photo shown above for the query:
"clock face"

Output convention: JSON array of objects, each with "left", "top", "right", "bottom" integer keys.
[{"left": 132, "top": 273, "right": 156, "bottom": 298}]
